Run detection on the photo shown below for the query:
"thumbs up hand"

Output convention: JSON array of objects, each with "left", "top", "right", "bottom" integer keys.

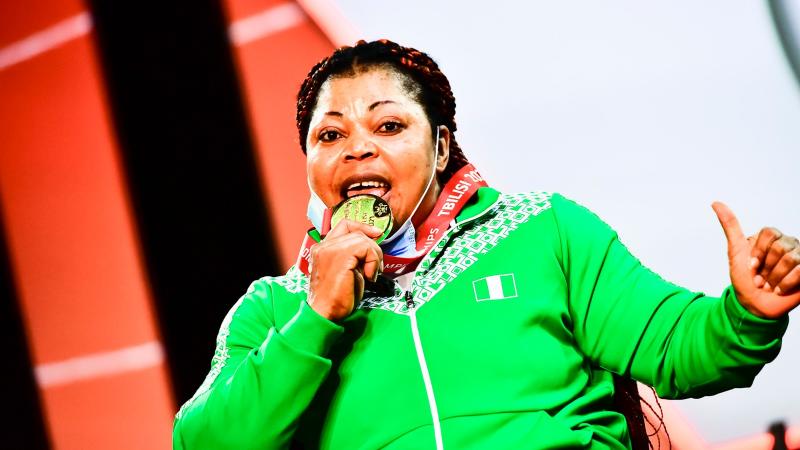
[{"left": 712, "top": 202, "right": 800, "bottom": 319}]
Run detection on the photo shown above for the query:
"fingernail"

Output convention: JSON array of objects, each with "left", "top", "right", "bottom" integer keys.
[
  {"left": 764, "top": 281, "right": 772, "bottom": 291},
  {"left": 775, "top": 286, "right": 782, "bottom": 295},
  {"left": 749, "top": 257, "right": 759, "bottom": 269},
  {"left": 753, "top": 275, "right": 764, "bottom": 287}
]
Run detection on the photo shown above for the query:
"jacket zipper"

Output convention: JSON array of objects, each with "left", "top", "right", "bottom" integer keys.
[
  {"left": 405, "top": 291, "right": 415, "bottom": 309},
  {"left": 403, "top": 196, "right": 502, "bottom": 450},
  {"left": 407, "top": 290, "right": 444, "bottom": 450}
]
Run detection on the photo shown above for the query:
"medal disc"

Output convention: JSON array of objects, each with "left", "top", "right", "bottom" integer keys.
[{"left": 331, "top": 194, "right": 393, "bottom": 243}]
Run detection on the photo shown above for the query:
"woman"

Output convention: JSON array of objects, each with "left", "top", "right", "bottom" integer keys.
[{"left": 173, "top": 40, "right": 798, "bottom": 449}]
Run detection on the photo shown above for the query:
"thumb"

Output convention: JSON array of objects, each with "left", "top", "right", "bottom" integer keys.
[{"left": 712, "top": 201, "right": 747, "bottom": 252}]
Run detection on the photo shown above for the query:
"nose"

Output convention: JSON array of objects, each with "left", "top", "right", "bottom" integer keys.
[{"left": 343, "top": 134, "right": 378, "bottom": 161}]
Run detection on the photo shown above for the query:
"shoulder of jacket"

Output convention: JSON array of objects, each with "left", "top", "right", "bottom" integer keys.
[
  {"left": 451, "top": 190, "right": 557, "bottom": 236},
  {"left": 246, "top": 266, "right": 309, "bottom": 297},
  {"left": 493, "top": 190, "right": 556, "bottom": 217}
]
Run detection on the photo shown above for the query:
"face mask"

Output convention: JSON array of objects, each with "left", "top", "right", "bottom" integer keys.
[
  {"left": 307, "top": 127, "right": 441, "bottom": 257},
  {"left": 306, "top": 185, "right": 328, "bottom": 233}
]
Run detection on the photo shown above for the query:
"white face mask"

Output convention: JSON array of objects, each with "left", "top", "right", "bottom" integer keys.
[
  {"left": 307, "top": 127, "right": 441, "bottom": 257},
  {"left": 306, "top": 185, "right": 328, "bottom": 233}
]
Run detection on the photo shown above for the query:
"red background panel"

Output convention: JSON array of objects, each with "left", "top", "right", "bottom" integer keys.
[
  {"left": 0, "top": 36, "right": 159, "bottom": 363},
  {"left": 225, "top": 0, "right": 289, "bottom": 22},
  {"left": 0, "top": 2, "right": 175, "bottom": 448},
  {"left": 0, "top": 0, "right": 84, "bottom": 47},
  {"left": 41, "top": 365, "right": 174, "bottom": 449}
]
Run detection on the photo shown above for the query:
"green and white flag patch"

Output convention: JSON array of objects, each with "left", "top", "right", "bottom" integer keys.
[{"left": 473, "top": 274, "right": 517, "bottom": 301}]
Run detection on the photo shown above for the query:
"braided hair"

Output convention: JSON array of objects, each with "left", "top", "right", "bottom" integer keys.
[{"left": 296, "top": 39, "right": 469, "bottom": 184}]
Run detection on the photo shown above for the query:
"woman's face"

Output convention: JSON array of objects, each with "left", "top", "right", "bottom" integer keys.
[{"left": 306, "top": 66, "right": 449, "bottom": 230}]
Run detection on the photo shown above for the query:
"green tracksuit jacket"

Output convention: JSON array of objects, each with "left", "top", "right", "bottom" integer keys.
[{"left": 173, "top": 188, "right": 788, "bottom": 449}]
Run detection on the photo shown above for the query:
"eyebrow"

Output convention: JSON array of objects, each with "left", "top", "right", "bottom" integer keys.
[
  {"left": 369, "top": 100, "right": 396, "bottom": 111},
  {"left": 322, "top": 100, "right": 397, "bottom": 117}
]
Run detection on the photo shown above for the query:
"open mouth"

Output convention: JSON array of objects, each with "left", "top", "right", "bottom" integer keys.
[
  {"left": 342, "top": 180, "right": 391, "bottom": 199},
  {"left": 340, "top": 173, "right": 392, "bottom": 200}
]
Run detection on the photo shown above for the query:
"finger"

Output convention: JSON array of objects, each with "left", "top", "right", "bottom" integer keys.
[
  {"left": 330, "top": 233, "right": 382, "bottom": 281},
  {"left": 313, "top": 233, "right": 374, "bottom": 267},
  {"left": 766, "top": 247, "right": 800, "bottom": 290},
  {"left": 776, "top": 265, "right": 800, "bottom": 296},
  {"left": 353, "top": 270, "right": 365, "bottom": 304},
  {"left": 746, "top": 235, "right": 757, "bottom": 275},
  {"left": 320, "top": 232, "right": 379, "bottom": 256},
  {"left": 752, "top": 227, "right": 783, "bottom": 271},
  {"left": 712, "top": 202, "right": 747, "bottom": 254},
  {"left": 760, "top": 235, "right": 797, "bottom": 281},
  {"left": 319, "top": 230, "right": 377, "bottom": 248},
  {"left": 326, "top": 219, "right": 384, "bottom": 240},
  {"left": 320, "top": 232, "right": 383, "bottom": 280},
  {"left": 360, "top": 243, "right": 383, "bottom": 282}
]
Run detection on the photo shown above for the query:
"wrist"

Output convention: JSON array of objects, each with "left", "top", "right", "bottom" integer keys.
[
  {"left": 279, "top": 301, "right": 344, "bottom": 356},
  {"left": 725, "top": 285, "right": 785, "bottom": 323},
  {"left": 307, "top": 292, "right": 349, "bottom": 321},
  {"left": 732, "top": 287, "right": 765, "bottom": 318}
]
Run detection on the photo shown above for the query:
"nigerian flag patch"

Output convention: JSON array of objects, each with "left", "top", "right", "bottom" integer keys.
[{"left": 472, "top": 274, "right": 518, "bottom": 301}]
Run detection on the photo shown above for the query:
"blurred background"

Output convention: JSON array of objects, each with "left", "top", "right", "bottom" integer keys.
[{"left": 1, "top": 0, "right": 798, "bottom": 448}]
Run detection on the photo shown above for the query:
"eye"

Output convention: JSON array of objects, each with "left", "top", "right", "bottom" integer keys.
[
  {"left": 376, "top": 121, "right": 405, "bottom": 134},
  {"left": 318, "top": 129, "right": 343, "bottom": 143}
]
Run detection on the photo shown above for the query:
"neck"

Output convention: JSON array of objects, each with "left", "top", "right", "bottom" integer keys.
[{"left": 410, "top": 179, "right": 442, "bottom": 228}]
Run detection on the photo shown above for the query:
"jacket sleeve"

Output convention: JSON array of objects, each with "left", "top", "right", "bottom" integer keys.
[
  {"left": 172, "top": 278, "right": 344, "bottom": 449},
  {"left": 551, "top": 193, "right": 789, "bottom": 399}
]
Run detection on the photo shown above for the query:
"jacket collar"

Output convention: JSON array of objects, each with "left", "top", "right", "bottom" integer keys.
[{"left": 454, "top": 186, "right": 502, "bottom": 225}]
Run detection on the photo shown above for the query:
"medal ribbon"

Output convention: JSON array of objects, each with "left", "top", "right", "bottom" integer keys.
[{"left": 296, "top": 163, "right": 487, "bottom": 276}]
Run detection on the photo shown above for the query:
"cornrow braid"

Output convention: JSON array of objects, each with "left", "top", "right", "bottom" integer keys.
[{"left": 296, "top": 39, "right": 469, "bottom": 184}]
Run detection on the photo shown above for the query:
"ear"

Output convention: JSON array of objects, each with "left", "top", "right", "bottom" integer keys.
[{"left": 435, "top": 125, "right": 451, "bottom": 173}]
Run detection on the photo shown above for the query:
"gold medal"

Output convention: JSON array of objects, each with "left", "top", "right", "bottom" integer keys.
[{"left": 331, "top": 194, "right": 393, "bottom": 243}]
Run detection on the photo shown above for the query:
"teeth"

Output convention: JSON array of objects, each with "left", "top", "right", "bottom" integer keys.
[{"left": 348, "top": 180, "right": 388, "bottom": 190}]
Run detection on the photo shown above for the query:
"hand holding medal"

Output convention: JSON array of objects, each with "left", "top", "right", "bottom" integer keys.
[
  {"left": 330, "top": 194, "right": 393, "bottom": 244},
  {"left": 306, "top": 195, "right": 393, "bottom": 321}
]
